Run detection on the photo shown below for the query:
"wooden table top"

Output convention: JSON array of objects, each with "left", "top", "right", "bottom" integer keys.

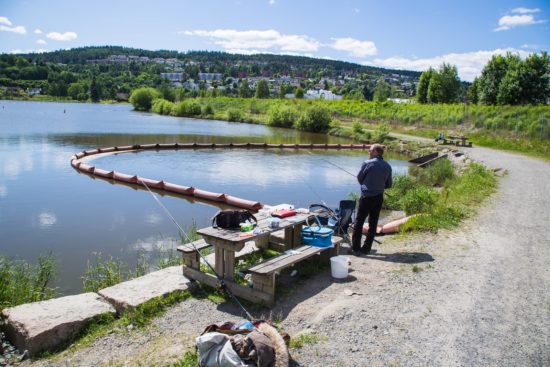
[{"left": 198, "top": 212, "right": 313, "bottom": 244}]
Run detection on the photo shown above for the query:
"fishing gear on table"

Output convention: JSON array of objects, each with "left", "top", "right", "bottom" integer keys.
[{"left": 139, "top": 179, "right": 254, "bottom": 320}]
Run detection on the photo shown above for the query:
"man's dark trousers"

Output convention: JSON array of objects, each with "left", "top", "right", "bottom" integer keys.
[{"left": 352, "top": 194, "right": 383, "bottom": 252}]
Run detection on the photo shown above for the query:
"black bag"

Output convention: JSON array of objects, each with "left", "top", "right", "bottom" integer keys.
[{"left": 212, "top": 209, "right": 257, "bottom": 230}]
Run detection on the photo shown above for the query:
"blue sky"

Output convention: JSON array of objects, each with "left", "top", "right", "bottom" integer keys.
[{"left": 0, "top": 0, "right": 548, "bottom": 81}]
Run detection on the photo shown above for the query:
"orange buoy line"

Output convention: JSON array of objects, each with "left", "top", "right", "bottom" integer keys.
[{"left": 70, "top": 142, "right": 375, "bottom": 211}]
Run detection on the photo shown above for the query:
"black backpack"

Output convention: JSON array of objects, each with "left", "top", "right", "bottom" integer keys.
[{"left": 212, "top": 209, "right": 257, "bottom": 230}]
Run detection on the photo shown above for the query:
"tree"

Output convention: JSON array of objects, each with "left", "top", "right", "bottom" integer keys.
[
  {"left": 129, "top": 87, "right": 161, "bottom": 111},
  {"left": 416, "top": 67, "right": 433, "bottom": 103},
  {"left": 295, "top": 86, "right": 304, "bottom": 99},
  {"left": 255, "top": 79, "right": 270, "bottom": 98},
  {"left": 477, "top": 54, "right": 508, "bottom": 105},
  {"left": 427, "top": 72, "right": 444, "bottom": 103},
  {"left": 467, "top": 77, "right": 479, "bottom": 104},
  {"left": 90, "top": 76, "right": 100, "bottom": 102},
  {"left": 520, "top": 52, "right": 550, "bottom": 104},
  {"left": 238, "top": 79, "right": 252, "bottom": 98},
  {"left": 437, "top": 63, "right": 461, "bottom": 103},
  {"left": 496, "top": 54, "right": 523, "bottom": 105},
  {"left": 373, "top": 77, "right": 391, "bottom": 102}
]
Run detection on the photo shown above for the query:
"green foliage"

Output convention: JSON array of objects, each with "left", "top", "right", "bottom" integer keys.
[
  {"left": 82, "top": 253, "right": 130, "bottom": 292},
  {"left": 129, "top": 87, "right": 161, "bottom": 111},
  {"left": 373, "top": 77, "right": 391, "bottom": 102},
  {"left": 166, "top": 350, "right": 198, "bottom": 367},
  {"left": 417, "top": 68, "right": 433, "bottom": 103},
  {"left": 401, "top": 186, "right": 438, "bottom": 215},
  {"left": 296, "top": 105, "right": 332, "bottom": 132},
  {"left": 409, "top": 158, "right": 455, "bottom": 186},
  {"left": 151, "top": 98, "right": 175, "bottom": 115},
  {"left": 238, "top": 79, "right": 252, "bottom": 98},
  {"left": 289, "top": 333, "right": 328, "bottom": 349},
  {"left": 295, "top": 86, "right": 304, "bottom": 99},
  {"left": 202, "top": 104, "right": 214, "bottom": 115},
  {"left": 383, "top": 174, "right": 418, "bottom": 210},
  {"left": 226, "top": 108, "right": 243, "bottom": 122},
  {"left": 372, "top": 121, "right": 390, "bottom": 142},
  {"left": 172, "top": 100, "right": 202, "bottom": 117},
  {"left": 0, "top": 253, "right": 57, "bottom": 310},
  {"left": 267, "top": 104, "right": 299, "bottom": 127},
  {"left": 255, "top": 79, "right": 270, "bottom": 99}
]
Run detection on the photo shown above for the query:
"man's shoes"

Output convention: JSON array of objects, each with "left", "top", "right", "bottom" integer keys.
[
  {"left": 360, "top": 247, "right": 375, "bottom": 255},
  {"left": 347, "top": 248, "right": 363, "bottom": 256}
]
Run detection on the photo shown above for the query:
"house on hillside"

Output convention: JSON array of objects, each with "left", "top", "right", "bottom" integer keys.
[
  {"left": 305, "top": 89, "right": 342, "bottom": 100},
  {"left": 198, "top": 73, "right": 222, "bottom": 81}
]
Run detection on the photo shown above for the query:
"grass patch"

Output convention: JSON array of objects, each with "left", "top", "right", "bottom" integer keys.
[
  {"left": 289, "top": 333, "right": 328, "bottom": 349},
  {"left": 0, "top": 252, "right": 57, "bottom": 310},
  {"left": 164, "top": 350, "right": 198, "bottom": 367},
  {"left": 412, "top": 265, "right": 423, "bottom": 273}
]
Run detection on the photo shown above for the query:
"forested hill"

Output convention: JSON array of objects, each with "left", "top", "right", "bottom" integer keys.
[{"left": 19, "top": 46, "right": 421, "bottom": 78}]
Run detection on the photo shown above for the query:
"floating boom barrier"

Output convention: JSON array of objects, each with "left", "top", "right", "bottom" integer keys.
[{"left": 70, "top": 142, "right": 377, "bottom": 211}]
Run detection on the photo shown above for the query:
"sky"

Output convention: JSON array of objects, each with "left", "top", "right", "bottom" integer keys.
[{"left": 0, "top": 0, "right": 549, "bottom": 81}]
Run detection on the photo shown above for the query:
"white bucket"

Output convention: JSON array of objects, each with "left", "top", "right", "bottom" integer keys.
[{"left": 330, "top": 256, "right": 349, "bottom": 279}]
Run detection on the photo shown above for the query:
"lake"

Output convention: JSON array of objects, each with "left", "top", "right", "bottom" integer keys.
[{"left": 0, "top": 100, "right": 410, "bottom": 293}]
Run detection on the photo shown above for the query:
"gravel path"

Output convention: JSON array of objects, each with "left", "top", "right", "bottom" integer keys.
[{"left": 20, "top": 145, "right": 550, "bottom": 367}]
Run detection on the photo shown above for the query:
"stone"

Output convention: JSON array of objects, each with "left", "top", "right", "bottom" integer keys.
[
  {"left": 1, "top": 293, "right": 115, "bottom": 357},
  {"left": 98, "top": 266, "right": 191, "bottom": 313}
]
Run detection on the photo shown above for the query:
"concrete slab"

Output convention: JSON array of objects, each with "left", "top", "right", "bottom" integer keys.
[
  {"left": 1, "top": 293, "right": 115, "bottom": 357},
  {"left": 98, "top": 266, "right": 191, "bottom": 313}
]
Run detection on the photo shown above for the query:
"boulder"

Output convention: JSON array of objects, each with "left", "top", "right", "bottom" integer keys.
[
  {"left": 98, "top": 266, "right": 191, "bottom": 313},
  {"left": 1, "top": 293, "right": 115, "bottom": 357}
]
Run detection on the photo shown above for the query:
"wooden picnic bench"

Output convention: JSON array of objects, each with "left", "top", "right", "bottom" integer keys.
[
  {"left": 445, "top": 135, "right": 472, "bottom": 147},
  {"left": 247, "top": 237, "right": 342, "bottom": 303},
  {"left": 178, "top": 211, "right": 343, "bottom": 306}
]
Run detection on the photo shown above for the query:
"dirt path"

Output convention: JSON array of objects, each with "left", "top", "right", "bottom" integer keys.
[{"left": 22, "top": 145, "right": 549, "bottom": 367}]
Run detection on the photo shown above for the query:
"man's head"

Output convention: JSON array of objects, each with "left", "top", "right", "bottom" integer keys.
[{"left": 369, "top": 144, "right": 384, "bottom": 158}]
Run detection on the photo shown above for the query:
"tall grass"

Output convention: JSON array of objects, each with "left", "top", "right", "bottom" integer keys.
[{"left": 0, "top": 253, "right": 57, "bottom": 309}]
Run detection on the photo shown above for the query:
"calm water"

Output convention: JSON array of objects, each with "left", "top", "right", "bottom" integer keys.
[{"left": 0, "top": 100, "right": 410, "bottom": 293}]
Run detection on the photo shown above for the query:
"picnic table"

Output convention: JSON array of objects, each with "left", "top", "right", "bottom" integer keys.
[
  {"left": 445, "top": 135, "right": 472, "bottom": 147},
  {"left": 178, "top": 211, "right": 341, "bottom": 305}
]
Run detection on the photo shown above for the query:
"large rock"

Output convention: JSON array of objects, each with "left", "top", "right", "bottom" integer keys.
[
  {"left": 1, "top": 293, "right": 115, "bottom": 357},
  {"left": 98, "top": 266, "right": 191, "bottom": 313}
]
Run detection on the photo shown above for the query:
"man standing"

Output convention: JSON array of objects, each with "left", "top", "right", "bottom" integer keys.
[{"left": 351, "top": 144, "right": 392, "bottom": 255}]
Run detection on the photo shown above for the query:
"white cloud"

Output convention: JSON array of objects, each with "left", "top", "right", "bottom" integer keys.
[
  {"left": 511, "top": 7, "right": 540, "bottom": 14},
  {"left": 38, "top": 212, "right": 57, "bottom": 228},
  {"left": 0, "top": 25, "right": 26, "bottom": 34},
  {"left": 36, "top": 39, "right": 46, "bottom": 45},
  {"left": 353, "top": 8, "right": 360, "bottom": 13},
  {"left": 330, "top": 37, "right": 377, "bottom": 57},
  {"left": 0, "top": 16, "right": 12, "bottom": 25},
  {"left": 9, "top": 48, "right": 47, "bottom": 54},
  {"left": 46, "top": 31, "right": 77, "bottom": 41},
  {"left": 268, "top": 0, "right": 275, "bottom": 4},
  {"left": 364, "top": 48, "right": 530, "bottom": 82},
  {"left": 182, "top": 29, "right": 320, "bottom": 53},
  {"left": 494, "top": 9, "right": 545, "bottom": 31},
  {"left": 34, "top": 28, "right": 42, "bottom": 34}
]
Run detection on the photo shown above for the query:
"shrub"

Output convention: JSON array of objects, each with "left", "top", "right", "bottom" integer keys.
[
  {"left": 172, "top": 100, "right": 202, "bottom": 117},
  {"left": 401, "top": 186, "right": 438, "bottom": 215},
  {"left": 410, "top": 158, "right": 455, "bottom": 186},
  {"left": 202, "top": 104, "right": 214, "bottom": 116},
  {"left": 129, "top": 87, "right": 161, "bottom": 111},
  {"left": 151, "top": 98, "right": 175, "bottom": 115},
  {"left": 267, "top": 105, "right": 298, "bottom": 127},
  {"left": 226, "top": 108, "right": 243, "bottom": 122},
  {"left": 296, "top": 106, "right": 332, "bottom": 132},
  {"left": 383, "top": 174, "right": 418, "bottom": 210},
  {"left": 372, "top": 122, "right": 390, "bottom": 142}
]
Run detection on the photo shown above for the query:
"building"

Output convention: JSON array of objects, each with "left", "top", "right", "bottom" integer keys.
[
  {"left": 198, "top": 73, "right": 223, "bottom": 81},
  {"left": 304, "top": 89, "right": 342, "bottom": 100}
]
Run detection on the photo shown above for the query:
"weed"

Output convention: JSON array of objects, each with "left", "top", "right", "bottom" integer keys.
[
  {"left": 165, "top": 350, "right": 198, "bottom": 367},
  {"left": 412, "top": 265, "right": 423, "bottom": 273},
  {"left": 289, "top": 333, "right": 328, "bottom": 349},
  {"left": 0, "top": 252, "right": 57, "bottom": 309}
]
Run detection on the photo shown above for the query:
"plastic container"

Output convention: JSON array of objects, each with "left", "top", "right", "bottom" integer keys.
[
  {"left": 330, "top": 256, "right": 349, "bottom": 279},
  {"left": 267, "top": 217, "right": 280, "bottom": 229}
]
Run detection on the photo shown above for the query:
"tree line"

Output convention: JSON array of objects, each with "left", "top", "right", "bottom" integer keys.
[{"left": 416, "top": 52, "right": 549, "bottom": 105}]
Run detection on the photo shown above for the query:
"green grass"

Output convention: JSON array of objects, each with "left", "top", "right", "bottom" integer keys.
[
  {"left": 0, "top": 252, "right": 57, "bottom": 310},
  {"left": 164, "top": 350, "right": 198, "bottom": 367},
  {"left": 289, "top": 333, "right": 328, "bottom": 349}
]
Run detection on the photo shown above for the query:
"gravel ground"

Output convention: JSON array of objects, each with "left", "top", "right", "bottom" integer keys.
[{"left": 13, "top": 145, "right": 550, "bottom": 367}]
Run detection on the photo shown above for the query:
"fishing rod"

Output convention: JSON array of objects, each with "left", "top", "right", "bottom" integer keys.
[
  {"left": 307, "top": 150, "right": 394, "bottom": 198},
  {"left": 139, "top": 179, "right": 254, "bottom": 320}
]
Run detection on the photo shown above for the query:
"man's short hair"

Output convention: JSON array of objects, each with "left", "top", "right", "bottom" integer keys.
[{"left": 371, "top": 144, "right": 384, "bottom": 155}]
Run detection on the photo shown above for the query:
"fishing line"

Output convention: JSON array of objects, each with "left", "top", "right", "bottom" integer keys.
[{"left": 139, "top": 179, "right": 254, "bottom": 320}]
